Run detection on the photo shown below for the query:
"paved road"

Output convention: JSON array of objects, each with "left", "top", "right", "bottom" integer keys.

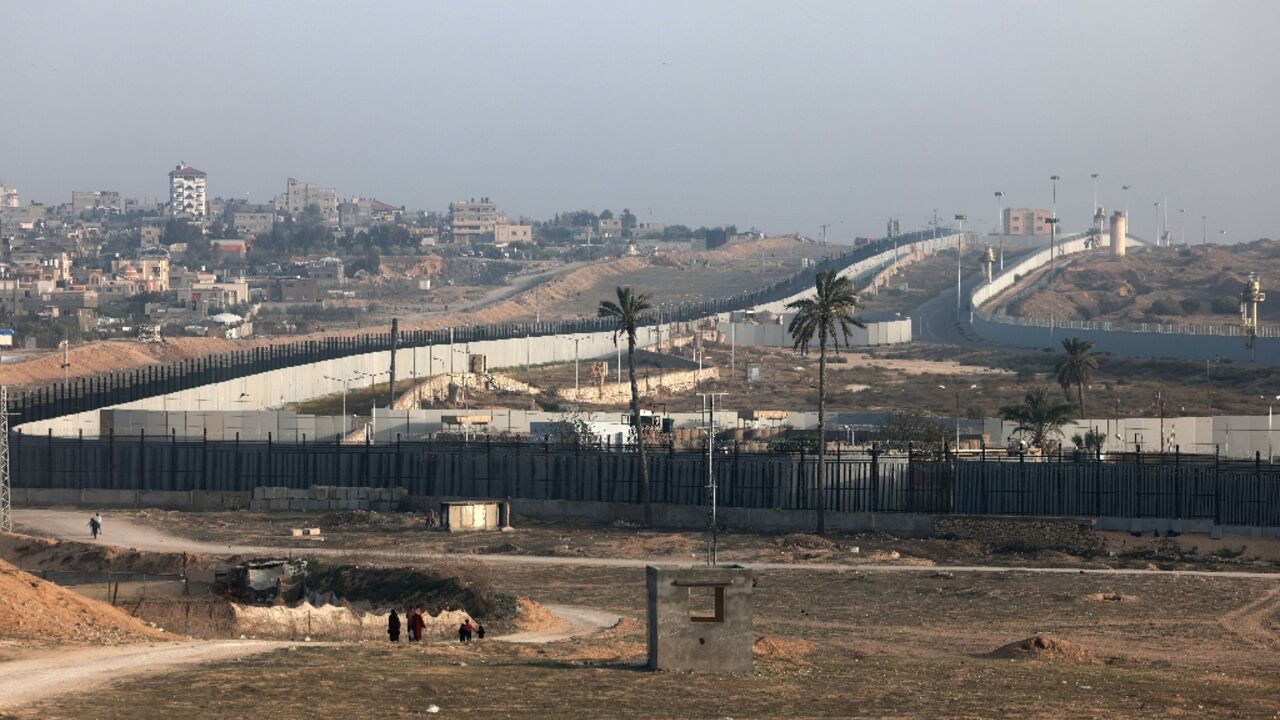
[
  {"left": 16, "top": 509, "right": 1280, "bottom": 580},
  {"left": 910, "top": 269, "right": 990, "bottom": 345},
  {"left": 0, "top": 640, "right": 289, "bottom": 710}
]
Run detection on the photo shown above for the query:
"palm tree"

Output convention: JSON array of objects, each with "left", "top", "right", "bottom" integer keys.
[
  {"left": 599, "top": 286, "right": 654, "bottom": 526},
  {"left": 999, "top": 387, "right": 1075, "bottom": 453},
  {"left": 786, "top": 270, "right": 865, "bottom": 534},
  {"left": 1055, "top": 337, "right": 1098, "bottom": 415}
]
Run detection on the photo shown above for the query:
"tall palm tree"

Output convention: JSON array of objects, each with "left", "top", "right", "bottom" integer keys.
[
  {"left": 599, "top": 286, "right": 654, "bottom": 526},
  {"left": 999, "top": 387, "right": 1075, "bottom": 452},
  {"left": 1055, "top": 337, "right": 1098, "bottom": 415},
  {"left": 786, "top": 270, "right": 865, "bottom": 534}
]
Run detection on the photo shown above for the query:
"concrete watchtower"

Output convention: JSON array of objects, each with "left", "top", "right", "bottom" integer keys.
[{"left": 1110, "top": 211, "right": 1127, "bottom": 257}]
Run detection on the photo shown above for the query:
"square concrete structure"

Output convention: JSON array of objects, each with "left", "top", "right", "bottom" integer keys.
[
  {"left": 440, "top": 500, "right": 509, "bottom": 532},
  {"left": 646, "top": 565, "right": 753, "bottom": 672}
]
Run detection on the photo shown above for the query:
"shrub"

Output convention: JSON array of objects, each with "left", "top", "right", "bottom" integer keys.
[
  {"left": 1211, "top": 295, "right": 1239, "bottom": 314},
  {"left": 1179, "top": 298, "right": 1202, "bottom": 313},
  {"left": 1147, "top": 298, "right": 1180, "bottom": 316}
]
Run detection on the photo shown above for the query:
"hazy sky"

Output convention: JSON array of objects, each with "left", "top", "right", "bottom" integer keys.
[{"left": 2, "top": 0, "right": 1277, "bottom": 242}]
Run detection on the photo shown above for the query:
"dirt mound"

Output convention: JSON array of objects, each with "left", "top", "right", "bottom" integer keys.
[
  {"left": 231, "top": 601, "right": 471, "bottom": 641},
  {"left": 305, "top": 563, "right": 507, "bottom": 619},
  {"left": 0, "top": 558, "right": 166, "bottom": 644},
  {"left": 0, "top": 532, "right": 224, "bottom": 583},
  {"left": 599, "top": 616, "right": 644, "bottom": 638},
  {"left": 1085, "top": 592, "right": 1139, "bottom": 603},
  {"left": 775, "top": 534, "right": 840, "bottom": 551},
  {"left": 752, "top": 635, "right": 816, "bottom": 664},
  {"left": 512, "top": 597, "right": 566, "bottom": 633},
  {"left": 988, "top": 635, "right": 1100, "bottom": 663},
  {"left": 473, "top": 542, "right": 522, "bottom": 555}
]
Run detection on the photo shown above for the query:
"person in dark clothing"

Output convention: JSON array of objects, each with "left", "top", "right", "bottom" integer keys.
[
  {"left": 458, "top": 622, "right": 468, "bottom": 644},
  {"left": 388, "top": 610, "right": 401, "bottom": 643},
  {"left": 476, "top": 623, "right": 485, "bottom": 640},
  {"left": 409, "top": 609, "right": 426, "bottom": 642},
  {"left": 88, "top": 515, "right": 101, "bottom": 539}
]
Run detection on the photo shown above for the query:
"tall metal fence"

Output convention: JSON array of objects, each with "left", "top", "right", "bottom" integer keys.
[
  {"left": 8, "top": 233, "right": 933, "bottom": 427},
  {"left": 12, "top": 435, "right": 1280, "bottom": 526}
]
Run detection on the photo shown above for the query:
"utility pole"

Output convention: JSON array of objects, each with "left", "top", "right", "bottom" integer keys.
[
  {"left": 954, "top": 214, "right": 966, "bottom": 321},
  {"left": 1046, "top": 217, "right": 1060, "bottom": 334},
  {"left": 388, "top": 318, "right": 398, "bottom": 409},
  {"left": 819, "top": 224, "right": 829, "bottom": 246},
  {"left": 1157, "top": 389, "right": 1167, "bottom": 453},
  {"left": 698, "top": 392, "right": 727, "bottom": 566},
  {"left": 1091, "top": 173, "right": 1100, "bottom": 217},
  {"left": 994, "top": 191, "right": 1005, "bottom": 269},
  {"left": 0, "top": 386, "right": 9, "bottom": 533}
]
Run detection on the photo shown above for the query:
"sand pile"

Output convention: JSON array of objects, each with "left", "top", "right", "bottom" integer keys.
[
  {"left": 512, "top": 597, "right": 566, "bottom": 633},
  {"left": 231, "top": 601, "right": 470, "bottom": 641},
  {"left": 0, "top": 558, "right": 166, "bottom": 644},
  {"left": 988, "top": 635, "right": 1100, "bottom": 663},
  {"left": 752, "top": 635, "right": 816, "bottom": 665}
]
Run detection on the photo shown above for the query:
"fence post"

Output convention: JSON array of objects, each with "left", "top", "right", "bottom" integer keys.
[
  {"left": 1257, "top": 450, "right": 1264, "bottom": 529},
  {"left": 138, "top": 428, "right": 145, "bottom": 491},
  {"left": 1174, "top": 445, "right": 1182, "bottom": 519},
  {"left": 870, "top": 444, "right": 881, "bottom": 513}
]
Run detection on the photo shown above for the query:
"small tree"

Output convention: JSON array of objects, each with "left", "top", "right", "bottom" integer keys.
[
  {"left": 1054, "top": 337, "right": 1098, "bottom": 415},
  {"left": 1000, "top": 387, "right": 1075, "bottom": 453}
]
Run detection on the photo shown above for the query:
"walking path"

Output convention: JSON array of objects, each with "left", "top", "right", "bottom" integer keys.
[
  {"left": 0, "top": 640, "right": 289, "bottom": 710},
  {"left": 15, "top": 509, "right": 1280, "bottom": 580}
]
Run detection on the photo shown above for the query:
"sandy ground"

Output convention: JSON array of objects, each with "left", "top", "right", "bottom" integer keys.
[
  {"left": 495, "top": 604, "right": 620, "bottom": 644},
  {"left": 16, "top": 509, "right": 1280, "bottom": 580},
  {"left": 0, "top": 640, "right": 290, "bottom": 710}
]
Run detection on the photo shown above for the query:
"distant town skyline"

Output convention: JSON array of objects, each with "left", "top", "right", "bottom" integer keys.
[{"left": 2, "top": 0, "right": 1278, "bottom": 243}]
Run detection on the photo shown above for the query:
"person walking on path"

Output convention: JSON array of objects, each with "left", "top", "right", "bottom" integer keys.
[
  {"left": 476, "top": 623, "right": 485, "bottom": 640},
  {"left": 409, "top": 609, "right": 426, "bottom": 642},
  {"left": 387, "top": 610, "right": 401, "bottom": 643},
  {"left": 88, "top": 515, "right": 101, "bottom": 539},
  {"left": 94, "top": 513, "right": 103, "bottom": 536}
]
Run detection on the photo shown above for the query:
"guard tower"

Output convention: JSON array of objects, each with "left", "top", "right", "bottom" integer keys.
[
  {"left": 1242, "top": 273, "right": 1266, "bottom": 360},
  {"left": 647, "top": 565, "right": 753, "bottom": 672}
]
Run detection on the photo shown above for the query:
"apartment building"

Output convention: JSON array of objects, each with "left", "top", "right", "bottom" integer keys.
[
  {"left": 449, "top": 198, "right": 505, "bottom": 243},
  {"left": 1002, "top": 208, "right": 1054, "bottom": 236},
  {"left": 168, "top": 163, "right": 208, "bottom": 220},
  {"left": 280, "top": 178, "right": 338, "bottom": 224}
]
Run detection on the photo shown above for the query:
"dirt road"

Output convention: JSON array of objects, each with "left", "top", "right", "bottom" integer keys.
[
  {"left": 0, "top": 640, "right": 289, "bottom": 710},
  {"left": 16, "top": 508, "right": 1280, "bottom": 580},
  {"left": 495, "top": 604, "right": 621, "bottom": 644}
]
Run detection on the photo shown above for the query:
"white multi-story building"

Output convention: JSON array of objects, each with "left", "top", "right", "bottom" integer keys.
[
  {"left": 0, "top": 185, "right": 18, "bottom": 208},
  {"left": 168, "top": 163, "right": 207, "bottom": 220}
]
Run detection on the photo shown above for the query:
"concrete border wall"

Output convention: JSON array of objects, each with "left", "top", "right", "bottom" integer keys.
[
  {"left": 19, "top": 326, "right": 660, "bottom": 437},
  {"left": 754, "top": 234, "right": 963, "bottom": 313}
]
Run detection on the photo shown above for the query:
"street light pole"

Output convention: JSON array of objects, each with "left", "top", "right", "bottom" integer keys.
[
  {"left": 1046, "top": 216, "right": 1060, "bottom": 333},
  {"left": 954, "top": 214, "right": 967, "bottom": 321},
  {"left": 994, "top": 192, "right": 1005, "bottom": 269},
  {"left": 1091, "top": 173, "right": 1099, "bottom": 217},
  {"left": 1050, "top": 175, "right": 1060, "bottom": 217}
]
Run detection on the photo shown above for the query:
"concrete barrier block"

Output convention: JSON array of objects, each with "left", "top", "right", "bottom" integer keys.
[
  {"left": 269, "top": 499, "right": 289, "bottom": 511},
  {"left": 304, "top": 499, "right": 324, "bottom": 512},
  {"left": 287, "top": 489, "right": 306, "bottom": 500},
  {"left": 356, "top": 487, "right": 371, "bottom": 499}
]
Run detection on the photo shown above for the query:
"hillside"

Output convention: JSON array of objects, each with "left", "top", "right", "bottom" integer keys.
[{"left": 996, "top": 241, "right": 1280, "bottom": 325}]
